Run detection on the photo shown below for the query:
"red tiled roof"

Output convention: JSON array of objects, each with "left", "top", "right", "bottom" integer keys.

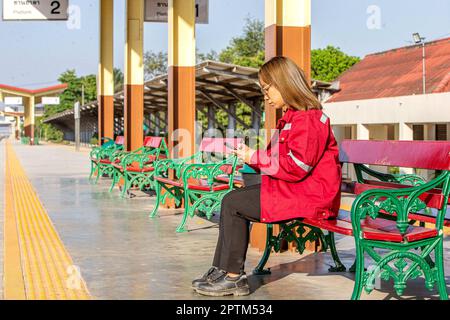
[
  {"left": 0, "top": 83, "right": 67, "bottom": 95},
  {"left": 328, "top": 37, "right": 450, "bottom": 103}
]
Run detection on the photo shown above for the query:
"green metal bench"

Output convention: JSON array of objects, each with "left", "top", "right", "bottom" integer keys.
[
  {"left": 150, "top": 137, "right": 241, "bottom": 233},
  {"left": 110, "top": 136, "right": 169, "bottom": 196},
  {"left": 89, "top": 136, "right": 124, "bottom": 182},
  {"left": 254, "top": 139, "right": 450, "bottom": 300}
]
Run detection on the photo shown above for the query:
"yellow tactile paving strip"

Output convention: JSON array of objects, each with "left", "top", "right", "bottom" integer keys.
[{"left": 3, "top": 142, "right": 91, "bottom": 300}]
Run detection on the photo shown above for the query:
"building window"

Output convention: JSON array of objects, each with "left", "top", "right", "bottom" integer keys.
[
  {"left": 413, "top": 125, "right": 424, "bottom": 140},
  {"left": 436, "top": 124, "right": 447, "bottom": 141}
]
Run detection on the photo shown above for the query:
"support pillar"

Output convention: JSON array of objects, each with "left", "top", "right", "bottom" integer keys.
[
  {"left": 250, "top": 0, "right": 312, "bottom": 252},
  {"left": 155, "top": 112, "right": 160, "bottom": 136},
  {"left": 264, "top": 0, "right": 311, "bottom": 135},
  {"left": 399, "top": 122, "right": 414, "bottom": 174},
  {"left": 227, "top": 103, "right": 236, "bottom": 136},
  {"left": 98, "top": 0, "right": 115, "bottom": 146},
  {"left": 424, "top": 124, "right": 436, "bottom": 141},
  {"left": 24, "top": 96, "right": 35, "bottom": 145},
  {"left": 251, "top": 99, "right": 262, "bottom": 133},
  {"left": 124, "top": 0, "right": 144, "bottom": 151},
  {"left": 423, "top": 124, "right": 436, "bottom": 180},
  {"left": 168, "top": 0, "right": 196, "bottom": 158},
  {"left": 356, "top": 123, "right": 369, "bottom": 140},
  {"left": 15, "top": 116, "right": 20, "bottom": 140}
]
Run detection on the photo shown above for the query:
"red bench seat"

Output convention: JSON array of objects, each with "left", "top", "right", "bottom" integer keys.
[{"left": 303, "top": 210, "right": 438, "bottom": 243}]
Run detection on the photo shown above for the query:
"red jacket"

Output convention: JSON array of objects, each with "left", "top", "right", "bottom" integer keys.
[{"left": 249, "top": 108, "right": 341, "bottom": 223}]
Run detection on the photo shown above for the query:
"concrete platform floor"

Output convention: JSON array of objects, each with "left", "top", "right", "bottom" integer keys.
[{"left": 2, "top": 140, "right": 450, "bottom": 300}]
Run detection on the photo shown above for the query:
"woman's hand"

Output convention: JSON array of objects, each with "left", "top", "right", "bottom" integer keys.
[{"left": 233, "top": 143, "right": 256, "bottom": 163}]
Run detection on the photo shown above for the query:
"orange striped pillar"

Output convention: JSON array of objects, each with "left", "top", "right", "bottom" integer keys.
[
  {"left": 124, "top": 0, "right": 144, "bottom": 151},
  {"left": 98, "top": 0, "right": 115, "bottom": 146},
  {"left": 24, "top": 96, "right": 35, "bottom": 145},
  {"left": 167, "top": 0, "right": 196, "bottom": 158},
  {"left": 264, "top": 0, "right": 311, "bottom": 131},
  {"left": 250, "top": 0, "right": 312, "bottom": 251}
]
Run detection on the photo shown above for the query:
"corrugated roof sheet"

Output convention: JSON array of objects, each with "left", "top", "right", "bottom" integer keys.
[{"left": 328, "top": 37, "right": 450, "bottom": 103}]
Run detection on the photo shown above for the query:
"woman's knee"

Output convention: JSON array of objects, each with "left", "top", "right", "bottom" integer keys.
[{"left": 221, "top": 190, "right": 240, "bottom": 214}]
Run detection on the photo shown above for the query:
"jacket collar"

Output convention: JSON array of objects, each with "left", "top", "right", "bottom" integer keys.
[{"left": 276, "top": 108, "right": 299, "bottom": 129}]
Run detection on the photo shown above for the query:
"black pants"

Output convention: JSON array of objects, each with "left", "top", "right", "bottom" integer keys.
[{"left": 212, "top": 184, "right": 261, "bottom": 274}]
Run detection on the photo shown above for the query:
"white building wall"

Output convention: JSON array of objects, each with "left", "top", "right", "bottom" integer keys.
[
  {"left": 325, "top": 92, "right": 450, "bottom": 179},
  {"left": 323, "top": 92, "right": 450, "bottom": 126}
]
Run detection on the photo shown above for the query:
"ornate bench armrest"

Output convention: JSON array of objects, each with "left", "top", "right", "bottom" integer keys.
[
  {"left": 153, "top": 155, "right": 195, "bottom": 178},
  {"left": 355, "top": 164, "right": 427, "bottom": 186},
  {"left": 351, "top": 172, "right": 449, "bottom": 235},
  {"left": 181, "top": 155, "right": 238, "bottom": 187}
]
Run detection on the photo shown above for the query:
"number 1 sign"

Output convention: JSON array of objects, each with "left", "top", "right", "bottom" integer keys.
[{"left": 3, "top": 0, "right": 69, "bottom": 21}]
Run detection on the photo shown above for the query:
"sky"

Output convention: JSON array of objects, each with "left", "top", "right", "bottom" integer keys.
[{"left": 0, "top": 0, "right": 449, "bottom": 87}]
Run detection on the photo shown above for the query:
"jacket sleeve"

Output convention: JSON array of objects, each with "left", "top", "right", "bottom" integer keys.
[{"left": 249, "top": 113, "right": 329, "bottom": 182}]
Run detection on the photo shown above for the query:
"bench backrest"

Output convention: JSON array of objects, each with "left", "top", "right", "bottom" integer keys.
[
  {"left": 115, "top": 136, "right": 125, "bottom": 145},
  {"left": 143, "top": 136, "right": 163, "bottom": 148},
  {"left": 339, "top": 140, "right": 450, "bottom": 170},
  {"left": 199, "top": 137, "right": 242, "bottom": 154}
]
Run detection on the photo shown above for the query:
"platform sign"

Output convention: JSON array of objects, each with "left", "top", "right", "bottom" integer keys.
[
  {"left": 3, "top": 0, "right": 69, "bottom": 21},
  {"left": 42, "top": 97, "right": 60, "bottom": 105},
  {"left": 145, "top": 0, "right": 209, "bottom": 24},
  {"left": 4, "top": 97, "right": 22, "bottom": 106}
]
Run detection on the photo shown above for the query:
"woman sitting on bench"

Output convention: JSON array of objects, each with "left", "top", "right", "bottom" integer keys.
[{"left": 192, "top": 56, "right": 342, "bottom": 297}]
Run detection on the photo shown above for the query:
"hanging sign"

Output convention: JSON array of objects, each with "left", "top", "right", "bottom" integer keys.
[
  {"left": 3, "top": 0, "right": 69, "bottom": 21},
  {"left": 145, "top": 0, "right": 209, "bottom": 24},
  {"left": 42, "top": 97, "right": 60, "bottom": 105}
]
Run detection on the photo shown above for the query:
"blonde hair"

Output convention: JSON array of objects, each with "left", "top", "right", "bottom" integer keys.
[{"left": 259, "top": 56, "right": 322, "bottom": 110}]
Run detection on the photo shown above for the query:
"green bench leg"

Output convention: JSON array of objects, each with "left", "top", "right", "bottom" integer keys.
[
  {"left": 326, "top": 232, "right": 347, "bottom": 272},
  {"left": 93, "top": 165, "right": 102, "bottom": 184},
  {"left": 435, "top": 241, "right": 449, "bottom": 300},
  {"left": 109, "top": 168, "right": 119, "bottom": 192},
  {"left": 351, "top": 246, "right": 365, "bottom": 300},
  {"left": 175, "top": 192, "right": 191, "bottom": 233},
  {"left": 120, "top": 172, "right": 129, "bottom": 198},
  {"left": 89, "top": 161, "right": 96, "bottom": 181},
  {"left": 253, "top": 224, "right": 274, "bottom": 275},
  {"left": 149, "top": 181, "right": 162, "bottom": 218}
]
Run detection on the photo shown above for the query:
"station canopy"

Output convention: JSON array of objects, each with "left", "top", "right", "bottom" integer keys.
[{"left": 44, "top": 60, "right": 338, "bottom": 125}]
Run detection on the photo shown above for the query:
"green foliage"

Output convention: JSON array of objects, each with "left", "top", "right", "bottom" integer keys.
[
  {"left": 197, "top": 50, "right": 219, "bottom": 63},
  {"left": 41, "top": 123, "right": 64, "bottom": 143},
  {"left": 90, "top": 137, "right": 99, "bottom": 145},
  {"left": 114, "top": 68, "right": 124, "bottom": 92},
  {"left": 311, "top": 46, "right": 360, "bottom": 82},
  {"left": 218, "top": 18, "right": 265, "bottom": 68},
  {"left": 44, "top": 70, "right": 98, "bottom": 118},
  {"left": 144, "top": 51, "right": 168, "bottom": 80},
  {"left": 81, "top": 74, "right": 97, "bottom": 103}
]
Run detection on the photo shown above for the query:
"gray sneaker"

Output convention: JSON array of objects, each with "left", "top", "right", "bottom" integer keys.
[
  {"left": 191, "top": 267, "right": 223, "bottom": 289},
  {"left": 195, "top": 271, "right": 250, "bottom": 297}
]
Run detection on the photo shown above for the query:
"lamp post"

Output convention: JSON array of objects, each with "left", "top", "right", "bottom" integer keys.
[{"left": 412, "top": 33, "right": 426, "bottom": 95}]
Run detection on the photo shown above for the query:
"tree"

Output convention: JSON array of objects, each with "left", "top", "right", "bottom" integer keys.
[
  {"left": 113, "top": 68, "right": 124, "bottom": 92},
  {"left": 144, "top": 51, "right": 167, "bottom": 80},
  {"left": 219, "top": 18, "right": 265, "bottom": 68},
  {"left": 311, "top": 46, "right": 360, "bottom": 82},
  {"left": 57, "top": 70, "right": 81, "bottom": 110},
  {"left": 197, "top": 49, "right": 219, "bottom": 63},
  {"left": 80, "top": 74, "right": 97, "bottom": 103},
  {"left": 44, "top": 70, "right": 97, "bottom": 118}
]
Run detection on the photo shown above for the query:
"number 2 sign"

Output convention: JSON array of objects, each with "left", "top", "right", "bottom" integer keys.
[{"left": 3, "top": 0, "right": 69, "bottom": 21}]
